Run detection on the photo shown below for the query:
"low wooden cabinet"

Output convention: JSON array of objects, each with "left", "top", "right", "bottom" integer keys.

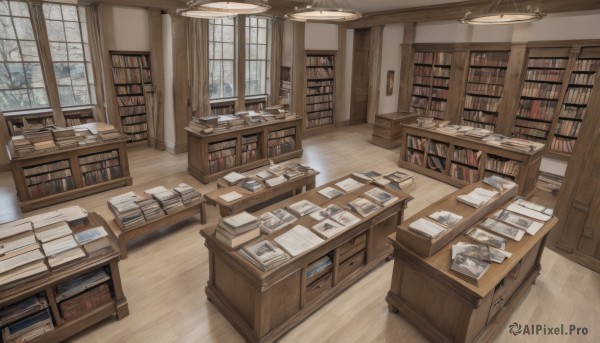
[
  {"left": 386, "top": 189, "right": 557, "bottom": 342},
  {"left": 200, "top": 175, "right": 412, "bottom": 342},
  {"left": 186, "top": 118, "right": 303, "bottom": 184},
  {"left": 371, "top": 112, "right": 418, "bottom": 149}
]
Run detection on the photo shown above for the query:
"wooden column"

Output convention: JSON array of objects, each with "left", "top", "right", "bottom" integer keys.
[
  {"left": 235, "top": 15, "right": 246, "bottom": 112},
  {"left": 397, "top": 23, "right": 416, "bottom": 113},
  {"left": 366, "top": 25, "right": 384, "bottom": 123},
  {"left": 334, "top": 26, "right": 346, "bottom": 128},
  {"left": 496, "top": 43, "right": 527, "bottom": 135},
  {"left": 0, "top": 112, "right": 10, "bottom": 172},
  {"left": 171, "top": 14, "right": 190, "bottom": 154},
  {"left": 28, "top": 0, "right": 65, "bottom": 126},
  {"left": 98, "top": 4, "right": 120, "bottom": 129},
  {"left": 148, "top": 9, "right": 165, "bottom": 150},
  {"left": 446, "top": 48, "right": 469, "bottom": 124},
  {"left": 291, "top": 22, "right": 306, "bottom": 132}
]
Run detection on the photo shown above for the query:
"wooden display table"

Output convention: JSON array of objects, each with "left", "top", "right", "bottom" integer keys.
[
  {"left": 186, "top": 118, "right": 303, "bottom": 184},
  {"left": 0, "top": 212, "right": 128, "bottom": 342},
  {"left": 205, "top": 170, "right": 319, "bottom": 216},
  {"left": 200, "top": 174, "right": 412, "bottom": 343},
  {"left": 107, "top": 199, "right": 207, "bottom": 259},
  {"left": 386, "top": 185, "right": 557, "bottom": 343},
  {"left": 371, "top": 111, "right": 418, "bottom": 149},
  {"left": 399, "top": 124, "right": 543, "bottom": 197},
  {"left": 8, "top": 138, "right": 132, "bottom": 212}
]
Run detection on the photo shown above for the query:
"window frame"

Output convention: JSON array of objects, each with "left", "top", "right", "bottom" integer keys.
[
  {"left": 208, "top": 18, "right": 236, "bottom": 101},
  {"left": 244, "top": 15, "right": 270, "bottom": 97}
]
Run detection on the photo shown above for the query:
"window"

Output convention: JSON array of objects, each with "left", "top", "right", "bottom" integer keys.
[
  {"left": 0, "top": 0, "right": 48, "bottom": 111},
  {"left": 209, "top": 18, "right": 235, "bottom": 100},
  {"left": 245, "top": 16, "right": 269, "bottom": 96},
  {"left": 43, "top": 3, "right": 93, "bottom": 107}
]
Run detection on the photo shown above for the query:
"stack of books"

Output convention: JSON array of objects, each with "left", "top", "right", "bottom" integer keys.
[
  {"left": 0, "top": 219, "right": 48, "bottom": 288},
  {"left": 134, "top": 197, "right": 165, "bottom": 222},
  {"left": 52, "top": 127, "right": 78, "bottom": 149},
  {"left": 238, "top": 240, "right": 290, "bottom": 271},
  {"left": 226, "top": 114, "right": 246, "bottom": 129},
  {"left": 456, "top": 188, "right": 498, "bottom": 208},
  {"left": 256, "top": 209, "right": 297, "bottom": 234},
  {"left": 146, "top": 186, "right": 183, "bottom": 213},
  {"left": 216, "top": 212, "right": 260, "bottom": 249},
  {"left": 241, "top": 112, "right": 262, "bottom": 125},
  {"left": 74, "top": 226, "right": 112, "bottom": 256},
  {"left": 108, "top": 192, "right": 146, "bottom": 231},
  {"left": 96, "top": 124, "right": 121, "bottom": 141},
  {"left": 240, "top": 178, "right": 263, "bottom": 192},
  {"left": 417, "top": 117, "right": 435, "bottom": 128},
  {"left": 188, "top": 116, "right": 219, "bottom": 134},
  {"left": 32, "top": 140, "right": 57, "bottom": 154},
  {"left": 10, "top": 136, "right": 34, "bottom": 156},
  {"left": 1, "top": 308, "right": 54, "bottom": 342},
  {"left": 173, "top": 183, "right": 202, "bottom": 204},
  {"left": 222, "top": 172, "right": 247, "bottom": 186},
  {"left": 536, "top": 172, "right": 563, "bottom": 193},
  {"left": 450, "top": 242, "right": 491, "bottom": 284},
  {"left": 0, "top": 294, "right": 49, "bottom": 328}
]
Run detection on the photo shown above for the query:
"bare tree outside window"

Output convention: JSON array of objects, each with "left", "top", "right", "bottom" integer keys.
[
  {"left": 245, "top": 16, "right": 270, "bottom": 97},
  {"left": 209, "top": 18, "right": 235, "bottom": 100},
  {"left": 0, "top": 0, "right": 48, "bottom": 111}
]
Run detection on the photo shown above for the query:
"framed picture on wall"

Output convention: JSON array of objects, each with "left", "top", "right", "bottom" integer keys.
[{"left": 386, "top": 71, "right": 395, "bottom": 96}]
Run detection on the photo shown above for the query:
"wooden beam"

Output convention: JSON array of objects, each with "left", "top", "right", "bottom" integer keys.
[
  {"left": 171, "top": 14, "right": 191, "bottom": 154},
  {"left": 291, "top": 22, "right": 306, "bottom": 133},
  {"left": 397, "top": 23, "right": 416, "bottom": 113},
  {"left": 98, "top": 3, "right": 120, "bottom": 129},
  {"left": 149, "top": 9, "right": 166, "bottom": 150},
  {"left": 366, "top": 25, "right": 383, "bottom": 123},
  {"left": 346, "top": 0, "right": 600, "bottom": 28}
]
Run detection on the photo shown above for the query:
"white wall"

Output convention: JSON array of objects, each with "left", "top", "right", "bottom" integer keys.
[
  {"left": 162, "top": 14, "right": 175, "bottom": 151},
  {"left": 379, "top": 24, "right": 404, "bottom": 114},
  {"left": 415, "top": 20, "right": 514, "bottom": 43},
  {"left": 305, "top": 23, "right": 338, "bottom": 51},
  {"left": 342, "top": 29, "right": 354, "bottom": 123},
  {"left": 111, "top": 6, "right": 150, "bottom": 51},
  {"left": 513, "top": 10, "right": 600, "bottom": 42}
]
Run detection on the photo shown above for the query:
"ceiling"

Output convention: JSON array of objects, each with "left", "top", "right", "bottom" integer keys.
[{"left": 332, "top": 0, "right": 469, "bottom": 14}]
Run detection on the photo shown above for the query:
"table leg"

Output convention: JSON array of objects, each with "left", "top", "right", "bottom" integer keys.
[{"left": 200, "top": 203, "right": 207, "bottom": 224}]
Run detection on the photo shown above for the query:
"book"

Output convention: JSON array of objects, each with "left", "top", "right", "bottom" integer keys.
[
  {"left": 29, "top": 211, "right": 66, "bottom": 230},
  {"left": 506, "top": 202, "right": 552, "bottom": 222},
  {"left": 256, "top": 170, "right": 274, "bottom": 179},
  {"left": 363, "top": 188, "right": 398, "bottom": 206},
  {"left": 265, "top": 175, "right": 287, "bottom": 187},
  {"left": 385, "top": 171, "right": 413, "bottom": 186},
  {"left": 347, "top": 198, "right": 381, "bottom": 217},
  {"left": 465, "top": 227, "right": 506, "bottom": 250},
  {"left": 311, "top": 219, "right": 346, "bottom": 239},
  {"left": 427, "top": 210, "right": 463, "bottom": 227},
  {"left": 512, "top": 198, "right": 554, "bottom": 216},
  {"left": 57, "top": 205, "right": 88, "bottom": 223},
  {"left": 274, "top": 225, "right": 324, "bottom": 257},
  {"left": 219, "top": 191, "right": 244, "bottom": 203},
  {"left": 0, "top": 233, "right": 37, "bottom": 256},
  {"left": 286, "top": 200, "right": 320, "bottom": 217},
  {"left": 0, "top": 220, "right": 32, "bottom": 240},
  {"left": 451, "top": 242, "right": 491, "bottom": 262},
  {"left": 330, "top": 210, "right": 361, "bottom": 228},
  {"left": 318, "top": 187, "right": 345, "bottom": 199},
  {"left": 256, "top": 211, "right": 295, "bottom": 234},
  {"left": 41, "top": 235, "right": 78, "bottom": 257},
  {"left": 238, "top": 240, "right": 290, "bottom": 271},
  {"left": 351, "top": 171, "right": 381, "bottom": 182},
  {"left": 47, "top": 247, "right": 86, "bottom": 270},
  {"left": 34, "top": 221, "right": 72, "bottom": 243},
  {"left": 83, "top": 237, "right": 112, "bottom": 256},
  {"left": 59, "top": 283, "right": 112, "bottom": 321},
  {"left": 219, "top": 212, "right": 258, "bottom": 235},
  {"left": 0, "top": 249, "right": 45, "bottom": 274},
  {"left": 306, "top": 255, "right": 333, "bottom": 280},
  {"left": 408, "top": 218, "right": 447, "bottom": 239},
  {"left": 222, "top": 172, "right": 247, "bottom": 185},
  {"left": 173, "top": 183, "right": 201, "bottom": 204},
  {"left": 55, "top": 269, "right": 111, "bottom": 302},
  {"left": 216, "top": 227, "right": 261, "bottom": 249},
  {"left": 491, "top": 209, "right": 544, "bottom": 235},
  {"left": 240, "top": 179, "right": 264, "bottom": 192},
  {"left": 335, "top": 178, "right": 364, "bottom": 192},
  {"left": 309, "top": 204, "right": 344, "bottom": 221},
  {"left": 2, "top": 308, "right": 53, "bottom": 343},
  {"left": 0, "top": 261, "right": 48, "bottom": 288},
  {"left": 451, "top": 253, "right": 490, "bottom": 283},
  {"left": 456, "top": 188, "right": 498, "bottom": 208},
  {"left": 489, "top": 246, "right": 512, "bottom": 263},
  {"left": 483, "top": 174, "right": 516, "bottom": 192},
  {"left": 74, "top": 226, "right": 108, "bottom": 245},
  {"left": 479, "top": 218, "right": 525, "bottom": 241},
  {"left": 0, "top": 294, "right": 48, "bottom": 327}
]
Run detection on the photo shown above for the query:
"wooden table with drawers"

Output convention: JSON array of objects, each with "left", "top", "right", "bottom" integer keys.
[
  {"left": 371, "top": 111, "right": 418, "bottom": 149},
  {"left": 200, "top": 174, "right": 412, "bottom": 343}
]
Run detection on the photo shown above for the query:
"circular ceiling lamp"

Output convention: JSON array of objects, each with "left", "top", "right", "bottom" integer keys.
[
  {"left": 177, "top": 8, "right": 236, "bottom": 19},
  {"left": 285, "top": 0, "right": 362, "bottom": 22},
  {"left": 189, "top": 0, "right": 271, "bottom": 15},
  {"left": 459, "top": 0, "right": 545, "bottom": 25}
]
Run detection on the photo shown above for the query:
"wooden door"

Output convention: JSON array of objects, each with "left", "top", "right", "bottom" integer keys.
[{"left": 350, "top": 29, "right": 370, "bottom": 126}]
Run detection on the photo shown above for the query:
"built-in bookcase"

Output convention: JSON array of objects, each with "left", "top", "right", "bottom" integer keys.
[
  {"left": 410, "top": 51, "right": 453, "bottom": 119},
  {"left": 110, "top": 51, "right": 153, "bottom": 143},
  {"left": 462, "top": 51, "right": 511, "bottom": 130},
  {"left": 305, "top": 53, "right": 335, "bottom": 129}
]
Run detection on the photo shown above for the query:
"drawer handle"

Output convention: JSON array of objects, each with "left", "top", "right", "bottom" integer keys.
[
  {"left": 349, "top": 261, "right": 355, "bottom": 266},
  {"left": 316, "top": 284, "right": 323, "bottom": 289}
]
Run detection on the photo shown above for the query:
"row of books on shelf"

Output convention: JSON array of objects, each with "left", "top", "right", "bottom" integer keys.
[
  {"left": 112, "top": 68, "right": 151, "bottom": 84},
  {"left": 125, "top": 132, "right": 148, "bottom": 142},
  {"left": 453, "top": 148, "right": 481, "bottom": 167},
  {"left": 79, "top": 150, "right": 119, "bottom": 165},
  {"left": 410, "top": 96, "right": 428, "bottom": 109},
  {"left": 515, "top": 119, "right": 551, "bottom": 131},
  {"left": 414, "top": 52, "right": 452, "bottom": 66},
  {"left": 431, "top": 88, "right": 449, "bottom": 99},
  {"left": 563, "top": 87, "right": 592, "bottom": 105},
  {"left": 82, "top": 166, "right": 122, "bottom": 187},
  {"left": 0, "top": 206, "right": 113, "bottom": 290},
  {"left": 463, "top": 110, "right": 497, "bottom": 125},
  {"left": 307, "top": 102, "right": 333, "bottom": 113},
  {"left": 521, "top": 81, "right": 562, "bottom": 99},
  {"left": 111, "top": 54, "right": 149, "bottom": 68},
  {"left": 241, "top": 149, "right": 258, "bottom": 164},
  {"left": 307, "top": 110, "right": 333, "bottom": 121},
  {"left": 25, "top": 169, "right": 73, "bottom": 187},
  {"left": 308, "top": 79, "right": 333, "bottom": 88},
  {"left": 306, "top": 94, "right": 333, "bottom": 104},
  {"left": 432, "top": 67, "right": 451, "bottom": 78},
  {"left": 307, "top": 68, "right": 334, "bottom": 79},
  {"left": 208, "top": 139, "right": 236, "bottom": 153},
  {"left": 413, "top": 65, "right": 432, "bottom": 77},
  {"left": 525, "top": 69, "right": 564, "bottom": 83},
  {"left": 467, "top": 69, "right": 506, "bottom": 85},
  {"left": 208, "top": 147, "right": 235, "bottom": 161},
  {"left": 308, "top": 117, "right": 334, "bottom": 127},
  {"left": 513, "top": 127, "right": 549, "bottom": 139},
  {"left": 470, "top": 52, "right": 509, "bottom": 67},
  {"left": 306, "top": 56, "right": 333, "bottom": 66},
  {"left": 5, "top": 116, "right": 55, "bottom": 136},
  {"left": 23, "top": 160, "right": 69, "bottom": 177},
  {"left": 517, "top": 99, "right": 557, "bottom": 120},
  {"left": 464, "top": 95, "right": 501, "bottom": 112},
  {"left": 569, "top": 71, "right": 596, "bottom": 85},
  {"left": 122, "top": 114, "right": 147, "bottom": 125},
  {"left": 268, "top": 127, "right": 296, "bottom": 139},
  {"left": 573, "top": 58, "right": 600, "bottom": 71},
  {"left": 427, "top": 156, "right": 445, "bottom": 172},
  {"left": 413, "top": 85, "right": 430, "bottom": 97},
  {"left": 123, "top": 123, "right": 148, "bottom": 134},
  {"left": 464, "top": 121, "right": 495, "bottom": 130},
  {"left": 209, "top": 155, "right": 236, "bottom": 174},
  {"left": 486, "top": 157, "right": 520, "bottom": 176},
  {"left": 550, "top": 136, "right": 576, "bottom": 153},
  {"left": 64, "top": 116, "right": 94, "bottom": 127},
  {"left": 119, "top": 105, "right": 146, "bottom": 117},
  {"left": 427, "top": 142, "right": 448, "bottom": 157},
  {"left": 429, "top": 99, "right": 447, "bottom": 112},
  {"left": 108, "top": 184, "right": 201, "bottom": 231},
  {"left": 307, "top": 85, "right": 333, "bottom": 95},
  {"left": 80, "top": 158, "right": 120, "bottom": 175},
  {"left": 27, "top": 177, "right": 75, "bottom": 199},
  {"left": 536, "top": 172, "right": 563, "bottom": 193},
  {"left": 527, "top": 58, "right": 568, "bottom": 69},
  {"left": 450, "top": 163, "right": 479, "bottom": 183},
  {"left": 117, "top": 95, "right": 145, "bottom": 107},
  {"left": 465, "top": 83, "right": 503, "bottom": 97},
  {"left": 115, "top": 84, "right": 144, "bottom": 95},
  {"left": 413, "top": 75, "right": 431, "bottom": 86},
  {"left": 555, "top": 119, "right": 581, "bottom": 137},
  {"left": 268, "top": 137, "right": 296, "bottom": 156}
]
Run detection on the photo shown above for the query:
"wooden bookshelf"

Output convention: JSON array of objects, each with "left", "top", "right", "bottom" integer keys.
[
  {"left": 3, "top": 109, "right": 55, "bottom": 137},
  {"left": 305, "top": 53, "right": 335, "bottom": 130},
  {"left": 0, "top": 212, "right": 128, "bottom": 342},
  {"left": 110, "top": 51, "right": 154, "bottom": 144},
  {"left": 63, "top": 107, "right": 96, "bottom": 127},
  {"left": 200, "top": 174, "right": 412, "bottom": 343},
  {"left": 387, "top": 183, "right": 558, "bottom": 343},
  {"left": 186, "top": 118, "right": 303, "bottom": 184},
  {"left": 410, "top": 51, "right": 453, "bottom": 119},
  {"left": 209, "top": 97, "right": 269, "bottom": 116},
  {"left": 8, "top": 139, "right": 132, "bottom": 212},
  {"left": 398, "top": 124, "right": 543, "bottom": 198}
]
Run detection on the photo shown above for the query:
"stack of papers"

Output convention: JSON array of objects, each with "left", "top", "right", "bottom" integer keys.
[{"left": 456, "top": 188, "right": 499, "bottom": 208}]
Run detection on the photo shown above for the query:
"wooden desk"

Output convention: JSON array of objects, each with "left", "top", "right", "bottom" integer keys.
[
  {"left": 371, "top": 112, "right": 418, "bottom": 149},
  {"left": 106, "top": 199, "right": 207, "bottom": 259},
  {"left": 205, "top": 170, "right": 319, "bottom": 216},
  {"left": 200, "top": 174, "right": 412, "bottom": 343},
  {"left": 386, "top": 189, "right": 557, "bottom": 343},
  {"left": 0, "top": 212, "right": 128, "bottom": 342}
]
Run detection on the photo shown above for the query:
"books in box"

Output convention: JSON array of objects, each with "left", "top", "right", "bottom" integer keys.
[
  {"left": 59, "top": 283, "right": 112, "bottom": 320},
  {"left": 238, "top": 240, "right": 290, "bottom": 271},
  {"left": 274, "top": 225, "right": 324, "bottom": 257},
  {"left": 55, "top": 269, "right": 111, "bottom": 302}
]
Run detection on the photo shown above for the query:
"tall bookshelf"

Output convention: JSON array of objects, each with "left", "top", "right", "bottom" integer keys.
[
  {"left": 305, "top": 53, "right": 335, "bottom": 129},
  {"left": 462, "top": 51, "right": 511, "bottom": 130},
  {"left": 512, "top": 51, "right": 569, "bottom": 144},
  {"left": 110, "top": 51, "right": 153, "bottom": 144},
  {"left": 548, "top": 51, "right": 600, "bottom": 155},
  {"left": 410, "top": 51, "right": 453, "bottom": 119}
]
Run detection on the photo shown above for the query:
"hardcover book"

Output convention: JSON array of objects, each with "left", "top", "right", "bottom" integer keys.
[
  {"left": 427, "top": 210, "right": 463, "bottom": 227},
  {"left": 465, "top": 227, "right": 506, "bottom": 250},
  {"left": 408, "top": 218, "right": 446, "bottom": 239},
  {"left": 451, "top": 253, "right": 490, "bottom": 283},
  {"left": 479, "top": 218, "right": 525, "bottom": 241},
  {"left": 364, "top": 188, "right": 398, "bottom": 206},
  {"left": 347, "top": 198, "right": 381, "bottom": 217},
  {"left": 491, "top": 209, "right": 544, "bottom": 235},
  {"left": 274, "top": 225, "right": 324, "bottom": 257},
  {"left": 311, "top": 219, "right": 346, "bottom": 239}
]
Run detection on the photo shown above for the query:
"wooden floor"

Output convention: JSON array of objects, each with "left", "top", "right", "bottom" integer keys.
[{"left": 0, "top": 124, "right": 598, "bottom": 343}]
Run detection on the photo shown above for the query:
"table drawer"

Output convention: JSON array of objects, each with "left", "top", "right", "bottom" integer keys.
[
  {"left": 305, "top": 273, "right": 333, "bottom": 304},
  {"left": 339, "top": 233, "right": 367, "bottom": 262},
  {"left": 372, "top": 126, "right": 392, "bottom": 139},
  {"left": 374, "top": 118, "right": 392, "bottom": 129},
  {"left": 338, "top": 250, "right": 366, "bottom": 282}
]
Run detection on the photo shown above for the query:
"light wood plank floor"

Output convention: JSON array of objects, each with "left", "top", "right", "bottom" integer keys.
[{"left": 0, "top": 124, "right": 598, "bottom": 343}]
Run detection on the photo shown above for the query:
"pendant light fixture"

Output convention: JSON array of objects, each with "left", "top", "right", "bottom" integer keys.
[
  {"left": 177, "top": 8, "right": 236, "bottom": 19},
  {"left": 185, "top": 0, "right": 271, "bottom": 15},
  {"left": 285, "top": 0, "right": 362, "bottom": 22},
  {"left": 459, "top": 0, "right": 545, "bottom": 25}
]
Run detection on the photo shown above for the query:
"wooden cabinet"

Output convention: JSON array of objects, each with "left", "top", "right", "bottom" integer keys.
[
  {"left": 305, "top": 52, "right": 336, "bottom": 131},
  {"left": 386, "top": 186, "right": 558, "bottom": 343},
  {"left": 398, "top": 124, "right": 543, "bottom": 198},
  {"left": 200, "top": 174, "right": 412, "bottom": 343},
  {"left": 8, "top": 139, "right": 132, "bottom": 212},
  {"left": 371, "top": 112, "right": 418, "bottom": 149},
  {"left": 186, "top": 118, "right": 303, "bottom": 184},
  {"left": 0, "top": 212, "right": 128, "bottom": 342}
]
